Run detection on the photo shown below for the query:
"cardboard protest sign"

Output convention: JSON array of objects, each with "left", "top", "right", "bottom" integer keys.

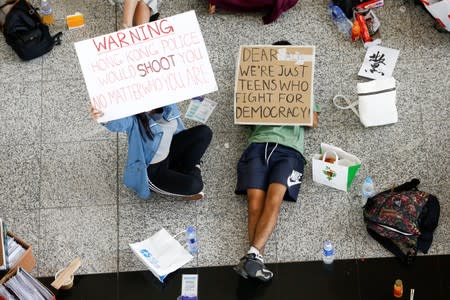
[
  {"left": 234, "top": 45, "right": 315, "bottom": 126},
  {"left": 75, "top": 10, "right": 217, "bottom": 123}
]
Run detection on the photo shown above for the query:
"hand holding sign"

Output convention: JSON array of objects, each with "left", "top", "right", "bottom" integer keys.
[
  {"left": 75, "top": 11, "right": 217, "bottom": 123},
  {"left": 234, "top": 45, "right": 315, "bottom": 126}
]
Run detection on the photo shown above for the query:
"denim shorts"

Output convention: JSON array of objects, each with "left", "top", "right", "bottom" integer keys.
[{"left": 235, "top": 143, "right": 305, "bottom": 202}]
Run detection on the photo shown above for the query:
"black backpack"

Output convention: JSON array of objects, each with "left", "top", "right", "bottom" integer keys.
[
  {"left": 363, "top": 179, "right": 440, "bottom": 264},
  {"left": 0, "top": 0, "right": 62, "bottom": 61}
]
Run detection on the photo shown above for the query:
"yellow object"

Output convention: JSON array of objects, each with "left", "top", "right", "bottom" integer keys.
[
  {"left": 41, "top": 13, "right": 54, "bottom": 26},
  {"left": 66, "top": 13, "right": 85, "bottom": 29},
  {"left": 393, "top": 279, "right": 403, "bottom": 298}
]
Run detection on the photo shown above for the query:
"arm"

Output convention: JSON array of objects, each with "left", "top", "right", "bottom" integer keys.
[{"left": 89, "top": 105, "right": 133, "bottom": 132}]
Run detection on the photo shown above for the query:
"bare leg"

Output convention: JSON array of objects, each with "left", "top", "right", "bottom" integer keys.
[
  {"left": 247, "top": 189, "right": 266, "bottom": 248},
  {"left": 122, "top": 0, "right": 139, "bottom": 28},
  {"left": 251, "top": 183, "right": 286, "bottom": 254},
  {"left": 133, "top": 1, "right": 152, "bottom": 26}
]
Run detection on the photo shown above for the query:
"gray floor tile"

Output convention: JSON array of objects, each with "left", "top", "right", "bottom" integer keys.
[
  {"left": 118, "top": 201, "right": 197, "bottom": 249},
  {"left": 0, "top": 36, "right": 42, "bottom": 83},
  {"left": 409, "top": 4, "right": 450, "bottom": 60},
  {"left": 197, "top": 200, "right": 249, "bottom": 267},
  {"left": 278, "top": 190, "right": 356, "bottom": 262},
  {"left": 41, "top": 79, "right": 113, "bottom": 143},
  {"left": 422, "top": 120, "right": 450, "bottom": 185},
  {"left": 40, "top": 140, "right": 118, "bottom": 208},
  {"left": 0, "top": 145, "right": 40, "bottom": 210},
  {"left": 0, "top": 81, "right": 41, "bottom": 146},
  {"left": 38, "top": 205, "right": 118, "bottom": 276}
]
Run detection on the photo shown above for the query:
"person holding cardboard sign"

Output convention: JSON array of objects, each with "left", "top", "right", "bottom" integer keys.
[
  {"left": 90, "top": 104, "right": 212, "bottom": 200},
  {"left": 109, "top": 0, "right": 161, "bottom": 29},
  {"left": 233, "top": 40, "right": 320, "bottom": 282}
]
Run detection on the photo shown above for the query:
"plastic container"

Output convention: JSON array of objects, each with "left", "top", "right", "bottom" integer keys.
[
  {"left": 393, "top": 279, "right": 403, "bottom": 298},
  {"left": 328, "top": 3, "right": 353, "bottom": 36},
  {"left": 361, "top": 176, "right": 376, "bottom": 205},
  {"left": 322, "top": 240, "right": 335, "bottom": 264},
  {"left": 186, "top": 226, "right": 198, "bottom": 254},
  {"left": 40, "top": 0, "right": 54, "bottom": 25}
]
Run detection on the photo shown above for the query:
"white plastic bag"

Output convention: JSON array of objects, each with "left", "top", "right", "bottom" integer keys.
[{"left": 129, "top": 228, "right": 193, "bottom": 282}]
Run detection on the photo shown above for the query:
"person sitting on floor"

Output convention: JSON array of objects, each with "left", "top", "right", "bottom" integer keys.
[
  {"left": 109, "top": 0, "right": 161, "bottom": 29},
  {"left": 233, "top": 40, "right": 320, "bottom": 282},
  {"left": 90, "top": 104, "right": 212, "bottom": 200}
]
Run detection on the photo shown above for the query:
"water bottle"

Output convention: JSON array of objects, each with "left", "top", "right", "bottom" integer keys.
[
  {"left": 328, "top": 3, "right": 353, "bottom": 36},
  {"left": 322, "top": 240, "right": 335, "bottom": 264},
  {"left": 40, "top": 0, "right": 54, "bottom": 25},
  {"left": 361, "top": 176, "right": 376, "bottom": 205},
  {"left": 186, "top": 226, "right": 198, "bottom": 254}
]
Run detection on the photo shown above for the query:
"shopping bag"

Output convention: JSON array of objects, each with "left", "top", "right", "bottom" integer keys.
[
  {"left": 333, "top": 77, "right": 398, "bottom": 127},
  {"left": 312, "top": 143, "right": 361, "bottom": 192},
  {"left": 422, "top": 0, "right": 450, "bottom": 32},
  {"left": 129, "top": 228, "right": 193, "bottom": 282}
]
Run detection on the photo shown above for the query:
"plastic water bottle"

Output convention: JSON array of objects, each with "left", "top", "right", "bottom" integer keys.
[
  {"left": 361, "top": 176, "right": 376, "bottom": 205},
  {"left": 40, "top": 0, "right": 54, "bottom": 25},
  {"left": 322, "top": 240, "right": 335, "bottom": 264},
  {"left": 328, "top": 3, "right": 353, "bottom": 36},
  {"left": 186, "top": 226, "right": 198, "bottom": 254}
]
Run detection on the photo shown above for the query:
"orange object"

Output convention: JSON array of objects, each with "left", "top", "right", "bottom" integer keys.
[
  {"left": 355, "top": 13, "right": 372, "bottom": 43},
  {"left": 351, "top": 19, "right": 361, "bottom": 41},
  {"left": 393, "top": 279, "right": 403, "bottom": 298},
  {"left": 66, "top": 13, "right": 85, "bottom": 29}
]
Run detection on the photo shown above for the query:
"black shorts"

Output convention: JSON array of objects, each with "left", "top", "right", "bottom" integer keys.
[{"left": 235, "top": 143, "right": 305, "bottom": 202}]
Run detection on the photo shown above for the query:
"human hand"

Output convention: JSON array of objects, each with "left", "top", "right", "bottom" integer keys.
[
  {"left": 312, "top": 112, "right": 319, "bottom": 128},
  {"left": 89, "top": 104, "right": 104, "bottom": 121}
]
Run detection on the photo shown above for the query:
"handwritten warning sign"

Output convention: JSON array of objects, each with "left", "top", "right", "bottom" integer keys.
[
  {"left": 75, "top": 10, "right": 217, "bottom": 123},
  {"left": 234, "top": 45, "right": 315, "bottom": 125}
]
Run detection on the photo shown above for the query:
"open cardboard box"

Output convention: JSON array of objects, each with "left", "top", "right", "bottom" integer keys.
[
  {"left": 0, "top": 267, "right": 55, "bottom": 299},
  {"left": 0, "top": 231, "right": 36, "bottom": 282}
]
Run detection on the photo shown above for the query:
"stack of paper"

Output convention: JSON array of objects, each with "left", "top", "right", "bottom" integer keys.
[
  {"left": 6, "top": 236, "right": 25, "bottom": 267},
  {"left": 0, "top": 218, "right": 7, "bottom": 274},
  {"left": 1, "top": 268, "right": 54, "bottom": 300}
]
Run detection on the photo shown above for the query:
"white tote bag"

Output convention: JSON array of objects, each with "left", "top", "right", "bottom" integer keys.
[
  {"left": 333, "top": 77, "right": 398, "bottom": 127},
  {"left": 312, "top": 143, "right": 361, "bottom": 192},
  {"left": 129, "top": 228, "right": 193, "bottom": 282}
]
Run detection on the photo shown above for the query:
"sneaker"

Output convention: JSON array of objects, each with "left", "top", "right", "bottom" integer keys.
[
  {"left": 234, "top": 254, "right": 273, "bottom": 282},
  {"left": 149, "top": 12, "right": 160, "bottom": 22},
  {"left": 233, "top": 256, "right": 249, "bottom": 279},
  {"left": 182, "top": 192, "right": 204, "bottom": 201}
]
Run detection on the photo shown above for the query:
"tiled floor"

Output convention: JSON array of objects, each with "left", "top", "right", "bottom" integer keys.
[{"left": 0, "top": 0, "right": 449, "bottom": 278}]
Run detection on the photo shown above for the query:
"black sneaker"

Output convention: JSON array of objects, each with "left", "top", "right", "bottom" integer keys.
[
  {"left": 149, "top": 12, "right": 160, "bottom": 22},
  {"left": 233, "top": 254, "right": 273, "bottom": 282}
]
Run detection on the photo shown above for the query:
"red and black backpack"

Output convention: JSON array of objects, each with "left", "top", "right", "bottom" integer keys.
[{"left": 363, "top": 179, "right": 440, "bottom": 264}]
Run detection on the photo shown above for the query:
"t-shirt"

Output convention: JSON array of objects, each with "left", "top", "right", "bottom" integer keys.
[
  {"left": 247, "top": 103, "right": 320, "bottom": 155},
  {"left": 150, "top": 114, "right": 178, "bottom": 164}
]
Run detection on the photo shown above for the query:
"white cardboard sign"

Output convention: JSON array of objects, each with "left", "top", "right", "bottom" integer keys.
[
  {"left": 75, "top": 10, "right": 217, "bottom": 122},
  {"left": 358, "top": 45, "right": 399, "bottom": 80}
]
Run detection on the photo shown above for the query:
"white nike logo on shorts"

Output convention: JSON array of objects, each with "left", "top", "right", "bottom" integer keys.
[{"left": 287, "top": 170, "right": 302, "bottom": 187}]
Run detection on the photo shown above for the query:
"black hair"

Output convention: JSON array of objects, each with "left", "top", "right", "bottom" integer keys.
[
  {"left": 135, "top": 107, "right": 164, "bottom": 140},
  {"left": 136, "top": 113, "right": 153, "bottom": 140},
  {"left": 272, "top": 40, "right": 292, "bottom": 45}
]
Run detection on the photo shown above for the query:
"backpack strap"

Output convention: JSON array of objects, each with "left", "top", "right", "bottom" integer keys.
[{"left": 53, "top": 31, "right": 62, "bottom": 45}]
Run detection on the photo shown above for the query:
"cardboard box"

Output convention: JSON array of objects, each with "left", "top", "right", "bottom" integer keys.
[{"left": 0, "top": 231, "right": 36, "bottom": 281}]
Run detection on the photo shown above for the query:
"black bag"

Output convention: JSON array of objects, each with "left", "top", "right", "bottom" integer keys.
[
  {"left": 363, "top": 179, "right": 440, "bottom": 264},
  {"left": 332, "top": 0, "right": 367, "bottom": 18},
  {"left": 0, "top": 0, "right": 62, "bottom": 61}
]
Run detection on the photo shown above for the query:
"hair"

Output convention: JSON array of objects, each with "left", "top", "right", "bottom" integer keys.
[
  {"left": 136, "top": 113, "right": 153, "bottom": 140},
  {"left": 135, "top": 107, "right": 164, "bottom": 140},
  {"left": 272, "top": 40, "right": 292, "bottom": 45}
]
